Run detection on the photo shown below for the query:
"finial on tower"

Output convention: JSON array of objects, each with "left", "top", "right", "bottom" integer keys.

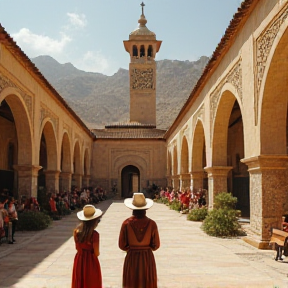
[{"left": 140, "top": 2, "right": 145, "bottom": 16}]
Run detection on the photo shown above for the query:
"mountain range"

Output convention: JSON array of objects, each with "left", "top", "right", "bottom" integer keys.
[{"left": 31, "top": 55, "right": 209, "bottom": 130}]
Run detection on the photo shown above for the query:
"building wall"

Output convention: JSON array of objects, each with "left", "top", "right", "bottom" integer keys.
[
  {"left": 91, "top": 139, "right": 167, "bottom": 197},
  {"left": 0, "top": 42, "right": 94, "bottom": 197},
  {"left": 166, "top": 0, "right": 288, "bottom": 246}
]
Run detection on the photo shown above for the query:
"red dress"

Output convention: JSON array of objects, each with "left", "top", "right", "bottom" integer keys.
[
  {"left": 72, "top": 230, "right": 102, "bottom": 288},
  {"left": 119, "top": 216, "right": 160, "bottom": 288}
]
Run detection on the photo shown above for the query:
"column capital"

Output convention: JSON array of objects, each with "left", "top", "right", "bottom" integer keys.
[
  {"left": 44, "top": 170, "right": 61, "bottom": 176},
  {"left": 60, "top": 172, "right": 72, "bottom": 179},
  {"left": 204, "top": 166, "right": 233, "bottom": 177},
  {"left": 241, "top": 155, "right": 288, "bottom": 172},
  {"left": 13, "top": 165, "right": 42, "bottom": 173},
  {"left": 180, "top": 173, "right": 190, "bottom": 179},
  {"left": 73, "top": 173, "right": 83, "bottom": 177},
  {"left": 190, "top": 170, "right": 206, "bottom": 178}
]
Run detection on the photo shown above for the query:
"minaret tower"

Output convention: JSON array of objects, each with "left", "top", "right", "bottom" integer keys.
[{"left": 123, "top": 2, "right": 162, "bottom": 127}]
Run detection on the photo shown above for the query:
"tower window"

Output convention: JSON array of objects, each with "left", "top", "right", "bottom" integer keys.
[
  {"left": 148, "top": 45, "right": 153, "bottom": 57},
  {"left": 133, "top": 45, "right": 138, "bottom": 57},
  {"left": 140, "top": 45, "right": 145, "bottom": 57}
]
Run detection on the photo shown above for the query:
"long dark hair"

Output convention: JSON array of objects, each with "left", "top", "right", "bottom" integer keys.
[
  {"left": 75, "top": 217, "right": 100, "bottom": 243},
  {"left": 132, "top": 209, "right": 146, "bottom": 218}
]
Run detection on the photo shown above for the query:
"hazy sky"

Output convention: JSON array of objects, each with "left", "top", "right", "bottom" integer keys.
[{"left": 0, "top": 0, "right": 242, "bottom": 76}]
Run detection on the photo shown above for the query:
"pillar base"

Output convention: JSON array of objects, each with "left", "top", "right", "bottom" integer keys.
[{"left": 242, "top": 236, "right": 270, "bottom": 250}]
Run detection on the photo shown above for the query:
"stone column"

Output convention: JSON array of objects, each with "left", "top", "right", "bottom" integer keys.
[
  {"left": 241, "top": 155, "right": 288, "bottom": 248},
  {"left": 82, "top": 175, "right": 90, "bottom": 188},
  {"left": 73, "top": 174, "right": 83, "bottom": 189},
  {"left": 13, "top": 165, "right": 42, "bottom": 198},
  {"left": 44, "top": 170, "right": 60, "bottom": 194},
  {"left": 204, "top": 166, "right": 233, "bottom": 209},
  {"left": 60, "top": 172, "right": 72, "bottom": 192},
  {"left": 166, "top": 176, "right": 172, "bottom": 188},
  {"left": 180, "top": 173, "right": 190, "bottom": 190},
  {"left": 172, "top": 175, "right": 180, "bottom": 190},
  {"left": 191, "top": 171, "right": 205, "bottom": 191}
]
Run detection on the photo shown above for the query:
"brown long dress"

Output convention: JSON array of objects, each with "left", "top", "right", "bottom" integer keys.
[{"left": 119, "top": 215, "right": 160, "bottom": 288}]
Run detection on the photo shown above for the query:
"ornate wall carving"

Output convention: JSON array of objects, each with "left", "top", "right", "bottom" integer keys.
[
  {"left": 209, "top": 60, "right": 242, "bottom": 146},
  {"left": 40, "top": 103, "right": 59, "bottom": 132},
  {"left": 131, "top": 68, "right": 154, "bottom": 89},
  {"left": 192, "top": 104, "right": 205, "bottom": 132},
  {"left": 63, "top": 122, "right": 72, "bottom": 137},
  {"left": 0, "top": 73, "right": 33, "bottom": 122},
  {"left": 255, "top": 4, "right": 288, "bottom": 124}
]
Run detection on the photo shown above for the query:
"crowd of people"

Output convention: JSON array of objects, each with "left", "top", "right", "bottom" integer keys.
[
  {"left": 0, "top": 196, "right": 18, "bottom": 244},
  {"left": 156, "top": 187, "right": 207, "bottom": 213},
  {"left": 0, "top": 186, "right": 108, "bottom": 245},
  {"left": 48, "top": 187, "right": 107, "bottom": 215}
]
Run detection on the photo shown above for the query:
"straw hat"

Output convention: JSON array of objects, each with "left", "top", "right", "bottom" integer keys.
[
  {"left": 124, "top": 192, "right": 153, "bottom": 210},
  {"left": 77, "top": 204, "right": 102, "bottom": 221}
]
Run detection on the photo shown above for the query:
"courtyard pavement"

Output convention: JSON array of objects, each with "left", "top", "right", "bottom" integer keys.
[{"left": 1, "top": 200, "right": 288, "bottom": 288}]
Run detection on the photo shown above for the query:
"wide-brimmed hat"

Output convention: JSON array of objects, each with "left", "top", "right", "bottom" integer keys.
[
  {"left": 124, "top": 192, "right": 153, "bottom": 210},
  {"left": 77, "top": 204, "right": 102, "bottom": 221}
]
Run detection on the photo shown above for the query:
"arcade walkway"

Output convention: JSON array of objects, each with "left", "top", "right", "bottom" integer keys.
[{"left": 0, "top": 200, "right": 288, "bottom": 288}]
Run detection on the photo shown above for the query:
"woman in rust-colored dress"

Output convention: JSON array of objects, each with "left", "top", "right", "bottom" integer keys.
[
  {"left": 72, "top": 205, "right": 102, "bottom": 288},
  {"left": 119, "top": 193, "right": 160, "bottom": 288}
]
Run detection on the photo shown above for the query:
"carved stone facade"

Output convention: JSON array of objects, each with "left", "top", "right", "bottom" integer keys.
[
  {"left": 210, "top": 60, "right": 242, "bottom": 145},
  {"left": 166, "top": 0, "right": 288, "bottom": 248},
  {"left": 91, "top": 139, "right": 167, "bottom": 198},
  {"left": 255, "top": 2, "right": 288, "bottom": 124},
  {"left": 131, "top": 68, "right": 154, "bottom": 89}
]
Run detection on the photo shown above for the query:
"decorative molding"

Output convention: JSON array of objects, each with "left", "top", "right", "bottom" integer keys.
[
  {"left": 255, "top": 4, "right": 288, "bottom": 125},
  {"left": 192, "top": 104, "right": 205, "bottom": 131},
  {"left": 0, "top": 73, "right": 33, "bottom": 122},
  {"left": 63, "top": 122, "right": 72, "bottom": 137},
  {"left": 131, "top": 68, "right": 154, "bottom": 89},
  {"left": 40, "top": 103, "right": 59, "bottom": 132},
  {"left": 209, "top": 60, "right": 242, "bottom": 146}
]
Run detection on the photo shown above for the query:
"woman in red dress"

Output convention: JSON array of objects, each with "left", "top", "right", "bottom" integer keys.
[
  {"left": 119, "top": 193, "right": 160, "bottom": 288},
  {"left": 72, "top": 204, "right": 102, "bottom": 288}
]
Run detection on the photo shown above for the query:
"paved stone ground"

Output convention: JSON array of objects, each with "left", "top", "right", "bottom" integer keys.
[{"left": 1, "top": 200, "right": 288, "bottom": 288}]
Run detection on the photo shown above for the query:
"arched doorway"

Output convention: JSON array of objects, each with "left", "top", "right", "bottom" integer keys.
[
  {"left": 38, "top": 134, "right": 47, "bottom": 190},
  {"left": 0, "top": 99, "right": 18, "bottom": 197},
  {"left": 121, "top": 165, "right": 140, "bottom": 198},
  {"left": 192, "top": 120, "right": 208, "bottom": 191},
  {"left": 227, "top": 100, "right": 249, "bottom": 217},
  {"left": 212, "top": 88, "right": 248, "bottom": 217}
]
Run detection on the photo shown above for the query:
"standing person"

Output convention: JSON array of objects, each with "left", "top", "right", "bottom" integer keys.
[
  {"left": 7, "top": 198, "right": 18, "bottom": 243},
  {"left": 119, "top": 192, "right": 160, "bottom": 288},
  {"left": 72, "top": 204, "right": 103, "bottom": 288}
]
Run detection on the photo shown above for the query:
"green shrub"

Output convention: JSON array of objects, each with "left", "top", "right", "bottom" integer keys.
[
  {"left": 169, "top": 199, "right": 181, "bottom": 212},
  {"left": 155, "top": 197, "right": 168, "bottom": 205},
  {"left": 201, "top": 192, "right": 244, "bottom": 237},
  {"left": 17, "top": 211, "right": 52, "bottom": 231},
  {"left": 187, "top": 207, "right": 208, "bottom": 221},
  {"left": 201, "top": 208, "right": 242, "bottom": 237},
  {"left": 214, "top": 192, "right": 237, "bottom": 210}
]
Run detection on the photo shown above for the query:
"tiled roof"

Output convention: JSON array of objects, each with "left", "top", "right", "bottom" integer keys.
[
  {"left": 0, "top": 24, "right": 95, "bottom": 139},
  {"left": 93, "top": 128, "right": 166, "bottom": 139},
  {"left": 164, "top": 0, "right": 257, "bottom": 139},
  {"left": 105, "top": 122, "right": 156, "bottom": 128}
]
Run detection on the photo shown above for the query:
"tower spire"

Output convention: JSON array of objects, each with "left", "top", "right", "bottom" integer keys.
[{"left": 140, "top": 2, "right": 145, "bottom": 16}]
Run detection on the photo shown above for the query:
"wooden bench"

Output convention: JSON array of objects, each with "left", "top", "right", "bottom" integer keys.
[
  {"left": 270, "top": 228, "right": 288, "bottom": 247},
  {"left": 269, "top": 229, "right": 288, "bottom": 260}
]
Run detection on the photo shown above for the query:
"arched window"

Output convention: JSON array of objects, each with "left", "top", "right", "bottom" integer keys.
[
  {"left": 133, "top": 45, "right": 138, "bottom": 57},
  {"left": 140, "top": 45, "right": 145, "bottom": 57},
  {"left": 148, "top": 45, "right": 153, "bottom": 57}
]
